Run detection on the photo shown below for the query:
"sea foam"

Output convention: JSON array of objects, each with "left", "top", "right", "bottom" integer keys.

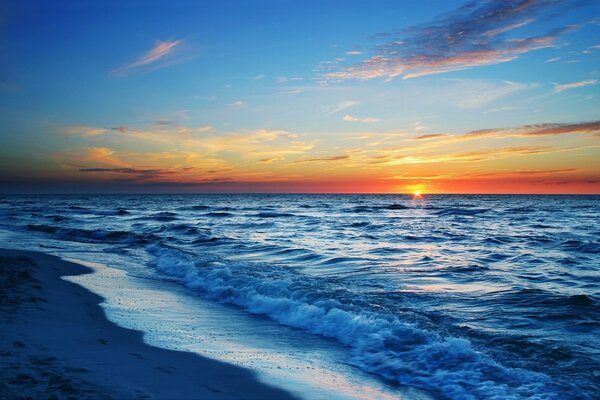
[{"left": 147, "top": 244, "right": 562, "bottom": 400}]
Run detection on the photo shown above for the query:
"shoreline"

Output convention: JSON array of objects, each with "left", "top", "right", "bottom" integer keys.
[{"left": 0, "top": 248, "right": 297, "bottom": 399}]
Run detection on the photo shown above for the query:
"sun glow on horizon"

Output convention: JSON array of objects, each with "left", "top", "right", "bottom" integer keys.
[{"left": 412, "top": 190, "right": 424, "bottom": 200}]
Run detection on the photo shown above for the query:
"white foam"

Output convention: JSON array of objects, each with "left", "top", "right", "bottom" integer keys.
[
  {"left": 147, "top": 244, "right": 556, "bottom": 400},
  {"left": 64, "top": 257, "right": 428, "bottom": 400}
]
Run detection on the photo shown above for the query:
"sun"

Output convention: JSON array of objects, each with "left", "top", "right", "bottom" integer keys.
[{"left": 407, "top": 184, "right": 426, "bottom": 198}]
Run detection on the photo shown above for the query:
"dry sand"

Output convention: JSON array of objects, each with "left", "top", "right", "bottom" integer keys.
[{"left": 0, "top": 248, "right": 298, "bottom": 399}]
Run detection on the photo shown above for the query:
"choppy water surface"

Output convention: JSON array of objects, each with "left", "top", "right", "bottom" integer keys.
[{"left": 1, "top": 194, "right": 598, "bottom": 399}]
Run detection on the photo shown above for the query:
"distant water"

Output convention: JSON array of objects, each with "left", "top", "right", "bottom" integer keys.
[{"left": 1, "top": 194, "right": 598, "bottom": 399}]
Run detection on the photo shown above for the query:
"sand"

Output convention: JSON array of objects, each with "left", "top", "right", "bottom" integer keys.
[{"left": 0, "top": 248, "right": 298, "bottom": 400}]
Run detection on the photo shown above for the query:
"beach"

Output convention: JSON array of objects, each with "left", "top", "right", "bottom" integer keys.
[{"left": 0, "top": 248, "right": 296, "bottom": 400}]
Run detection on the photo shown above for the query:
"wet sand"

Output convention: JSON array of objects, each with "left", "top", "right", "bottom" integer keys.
[{"left": 0, "top": 248, "right": 297, "bottom": 399}]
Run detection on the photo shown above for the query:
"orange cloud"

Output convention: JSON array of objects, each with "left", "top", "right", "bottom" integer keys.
[
  {"left": 84, "top": 147, "right": 130, "bottom": 168},
  {"left": 294, "top": 155, "right": 349, "bottom": 164},
  {"left": 258, "top": 157, "right": 284, "bottom": 164}
]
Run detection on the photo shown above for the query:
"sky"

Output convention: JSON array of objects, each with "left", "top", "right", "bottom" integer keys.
[{"left": 1, "top": 0, "right": 599, "bottom": 194}]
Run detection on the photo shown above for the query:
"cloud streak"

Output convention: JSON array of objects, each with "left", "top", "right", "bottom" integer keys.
[
  {"left": 343, "top": 114, "right": 379, "bottom": 123},
  {"left": 327, "top": 0, "right": 577, "bottom": 81},
  {"left": 412, "top": 120, "right": 600, "bottom": 145},
  {"left": 382, "top": 145, "right": 574, "bottom": 166},
  {"left": 79, "top": 167, "right": 175, "bottom": 180},
  {"left": 554, "top": 79, "right": 598, "bottom": 92},
  {"left": 294, "top": 155, "right": 349, "bottom": 164},
  {"left": 324, "top": 100, "right": 358, "bottom": 116},
  {"left": 64, "top": 126, "right": 108, "bottom": 137},
  {"left": 112, "top": 40, "right": 183, "bottom": 77},
  {"left": 467, "top": 120, "right": 600, "bottom": 138}
]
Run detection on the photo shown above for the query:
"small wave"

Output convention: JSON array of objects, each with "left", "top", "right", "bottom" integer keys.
[
  {"left": 271, "top": 248, "right": 310, "bottom": 256},
  {"left": 563, "top": 294, "right": 596, "bottom": 307},
  {"left": 562, "top": 239, "right": 599, "bottom": 254},
  {"left": 26, "top": 224, "right": 156, "bottom": 245},
  {"left": 320, "top": 256, "right": 369, "bottom": 265},
  {"left": 349, "top": 221, "right": 370, "bottom": 228},
  {"left": 446, "top": 264, "right": 490, "bottom": 273},
  {"left": 484, "top": 236, "right": 513, "bottom": 245},
  {"left": 403, "top": 234, "right": 444, "bottom": 243},
  {"left": 189, "top": 205, "right": 211, "bottom": 210},
  {"left": 291, "top": 253, "right": 323, "bottom": 262},
  {"left": 384, "top": 204, "right": 408, "bottom": 210},
  {"left": 205, "top": 212, "right": 233, "bottom": 217},
  {"left": 253, "top": 212, "right": 295, "bottom": 218},
  {"left": 153, "top": 223, "right": 204, "bottom": 236},
  {"left": 351, "top": 206, "right": 373, "bottom": 213},
  {"left": 435, "top": 207, "right": 488, "bottom": 216},
  {"left": 93, "top": 208, "right": 131, "bottom": 216},
  {"left": 530, "top": 223, "right": 553, "bottom": 229},
  {"left": 506, "top": 207, "right": 535, "bottom": 214},
  {"left": 368, "top": 247, "right": 405, "bottom": 256},
  {"left": 495, "top": 288, "right": 598, "bottom": 309},
  {"left": 27, "top": 224, "right": 59, "bottom": 233},
  {"left": 192, "top": 236, "right": 226, "bottom": 245},
  {"left": 142, "top": 212, "right": 178, "bottom": 221},
  {"left": 47, "top": 215, "right": 70, "bottom": 222}
]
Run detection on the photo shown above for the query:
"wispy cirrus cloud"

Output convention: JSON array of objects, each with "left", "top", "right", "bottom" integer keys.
[
  {"left": 324, "top": 100, "right": 358, "bottom": 116},
  {"left": 294, "top": 155, "right": 349, "bottom": 164},
  {"left": 64, "top": 126, "right": 108, "bottom": 137},
  {"left": 79, "top": 167, "right": 175, "bottom": 180},
  {"left": 64, "top": 124, "right": 213, "bottom": 143},
  {"left": 468, "top": 168, "right": 579, "bottom": 177},
  {"left": 326, "top": 0, "right": 578, "bottom": 81},
  {"left": 382, "top": 145, "right": 569, "bottom": 166},
  {"left": 112, "top": 40, "right": 183, "bottom": 77},
  {"left": 455, "top": 79, "right": 535, "bottom": 108},
  {"left": 414, "top": 133, "right": 448, "bottom": 141},
  {"left": 464, "top": 120, "right": 600, "bottom": 139},
  {"left": 554, "top": 79, "right": 598, "bottom": 92},
  {"left": 413, "top": 120, "right": 600, "bottom": 144},
  {"left": 258, "top": 157, "right": 284, "bottom": 164},
  {"left": 342, "top": 114, "right": 379, "bottom": 123}
]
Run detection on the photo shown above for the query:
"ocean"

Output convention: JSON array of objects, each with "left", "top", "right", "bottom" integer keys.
[{"left": 1, "top": 194, "right": 598, "bottom": 399}]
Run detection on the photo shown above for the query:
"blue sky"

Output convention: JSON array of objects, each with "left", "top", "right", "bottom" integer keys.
[{"left": 1, "top": 0, "right": 599, "bottom": 193}]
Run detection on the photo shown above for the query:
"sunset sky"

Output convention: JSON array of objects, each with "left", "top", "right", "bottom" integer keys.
[{"left": 1, "top": 0, "right": 599, "bottom": 194}]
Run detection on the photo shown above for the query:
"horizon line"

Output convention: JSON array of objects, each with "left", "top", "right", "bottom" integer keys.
[{"left": 1, "top": 192, "right": 599, "bottom": 196}]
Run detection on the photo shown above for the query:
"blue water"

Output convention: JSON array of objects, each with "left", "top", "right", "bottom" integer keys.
[{"left": 1, "top": 194, "right": 598, "bottom": 399}]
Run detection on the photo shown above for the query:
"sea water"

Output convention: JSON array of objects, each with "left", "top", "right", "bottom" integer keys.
[{"left": 0, "top": 194, "right": 598, "bottom": 399}]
